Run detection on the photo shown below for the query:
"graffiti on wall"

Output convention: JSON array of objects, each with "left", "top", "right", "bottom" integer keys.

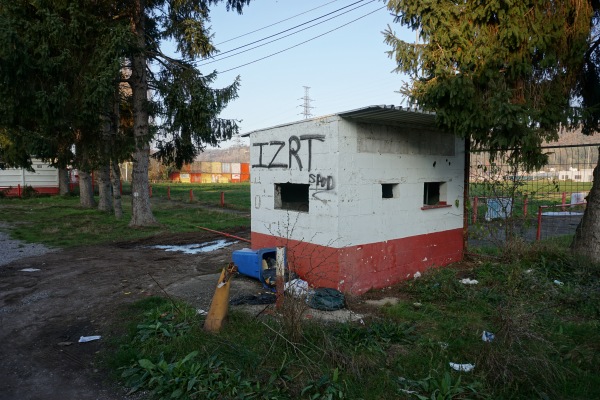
[
  {"left": 309, "top": 173, "right": 335, "bottom": 199},
  {"left": 252, "top": 134, "right": 325, "bottom": 171}
]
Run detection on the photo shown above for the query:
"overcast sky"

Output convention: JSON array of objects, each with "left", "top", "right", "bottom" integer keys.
[{"left": 199, "top": 0, "right": 413, "bottom": 147}]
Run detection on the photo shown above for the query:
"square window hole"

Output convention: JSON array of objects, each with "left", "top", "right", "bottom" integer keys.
[
  {"left": 275, "top": 183, "right": 309, "bottom": 212},
  {"left": 382, "top": 183, "right": 398, "bottom": 199},
  {"left": 423, "top": 182, "right": 447, "bottom": 206}
]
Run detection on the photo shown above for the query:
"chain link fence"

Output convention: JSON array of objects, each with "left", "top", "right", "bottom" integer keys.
[{"left": 468, "top": 144, "right": 599, "bottom": 248}]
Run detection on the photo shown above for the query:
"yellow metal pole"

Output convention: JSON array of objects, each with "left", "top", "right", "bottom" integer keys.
[{"left": 203, "top": 263, "right": 236, "bottom": 333}]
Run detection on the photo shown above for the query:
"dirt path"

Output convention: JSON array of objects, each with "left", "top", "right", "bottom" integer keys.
[{"left": 0, "top": 230, "right": 259, "bottom": 400}]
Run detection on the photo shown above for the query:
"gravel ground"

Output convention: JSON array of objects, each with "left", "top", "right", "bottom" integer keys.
[{"left": 0, "top": 226, "right": 56, "bottom": 267}]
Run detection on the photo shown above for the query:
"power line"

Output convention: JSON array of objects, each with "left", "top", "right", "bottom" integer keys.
[
  {"left": 218, "top": 6, "right": 386, "bottom": 74},
  {"left": 200, "top": 0, "right": 376, "bottom": 66},
  {"left": 215, "top": 0, "right": 341, "bottom": 46},
  {"left": 207, "top": 0, "right": 372, "bottom": 61}
]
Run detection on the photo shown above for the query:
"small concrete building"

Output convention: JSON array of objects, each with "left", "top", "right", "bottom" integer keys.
[{"left": 247, "top": 105, "right": 466, "bottom": 294}]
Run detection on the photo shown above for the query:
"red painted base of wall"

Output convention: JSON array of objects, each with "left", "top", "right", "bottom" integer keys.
[
  {"left": 251, "top": 229, "right": 464, "bottom": 294},
  {"left": 1, "top": 186, "right": 60, "bottom": 197}
]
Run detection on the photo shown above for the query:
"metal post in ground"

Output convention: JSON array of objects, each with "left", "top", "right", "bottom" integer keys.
[
  {"left": 536, "top": 206, "right": 543, "bottom": 241},
  {"left": 472, "top": 196, "right": 478, "bottom": 224},
  {"left": 276, "top": 247, "right": 285, "bottom": 309},
  {"left": 220, "top": 191, "right": 224, "bottom": 207},
  {"left": 189, "top": 189, "right": 194, "bottom": 202},
  {"left": 561, "top": 192, "right": 567, "bottom": 211},
  {"left": 523, "top": 195, "right": 528, "bottom": 218}
]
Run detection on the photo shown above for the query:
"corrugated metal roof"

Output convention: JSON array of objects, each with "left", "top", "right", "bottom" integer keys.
[
  {"left": 240, "top": 105, "right": 437, "bottom": 137},
  {"left": 338, "top": 105, "right": 436, "bottom": 126}
]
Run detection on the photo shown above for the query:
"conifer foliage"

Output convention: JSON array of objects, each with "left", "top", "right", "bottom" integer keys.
[
  {"left": 0, "top": 0, "right": 251, "bottom": 226},
  {"left": 384, "top": 0, "right": 596, "bottom": 169},
  {"left": 385, "top": 0, "right": 600, "bottom": 261}
]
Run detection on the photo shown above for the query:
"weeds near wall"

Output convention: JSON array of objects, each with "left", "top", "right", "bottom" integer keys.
[
  {"left": 105, "top": 240, "right": 600, "bottom": 399},
  {"left": 264, "top": 210, "right": 344, "bottom": 342}
]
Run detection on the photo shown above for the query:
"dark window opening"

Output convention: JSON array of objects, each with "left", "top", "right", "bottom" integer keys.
[
  {"left": 423, "top": 181, "right": 446, "bottom": 206},
  {"left": 275, "top": 183, "right": 309, "bottom": 212},
  {"left": 382, "top": 183, "right": 398, "bottom": 199}
]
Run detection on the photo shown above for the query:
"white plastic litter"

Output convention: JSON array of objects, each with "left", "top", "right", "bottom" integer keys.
[
  {"left": 460, "top": 278, "right": 479, "bottom": 285},
  {"left": 399, "top": 388, "right": 418, "bottom": 395},
  {"left": 285, "top": 278, "right": 309, "bottom": 296},
  {"left": 20, "top": 268, "right": 41, "bottom": 272},
  {"left": 449, "top": 362, "right": 475, "bottom": 372},
  {"left": 196, "top": 309, "right": 208, "bottom": 316},
  {"left": 78, "top": 336, "right": 101, "bottom": 343},
  {"left": 553, "top": 280, "right": 564, "bottom": 286},
  {"left": 413, "top": 271, "right": 422, "bottom": 279},
  {"left": 482, "top": 331, "right": 495, "bottom": 342}
]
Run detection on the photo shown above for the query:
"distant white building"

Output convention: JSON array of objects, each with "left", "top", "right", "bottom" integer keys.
[
  {"left": 557, "top": 168, "right": 594, "bottom": 182},
  {"left": 245, "top": 105, "right": 466, "bottom": 294},
  {"left": 0, "top": 160, "right": 59, "bottom": 196}
]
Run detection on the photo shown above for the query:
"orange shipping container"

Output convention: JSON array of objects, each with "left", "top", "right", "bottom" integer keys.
[{"left": 191, "top": 173, "right": 203, "bottom": 183}]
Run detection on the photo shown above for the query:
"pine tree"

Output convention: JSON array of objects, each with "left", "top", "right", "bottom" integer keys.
[
  {"left": 112, "top": 0, "right": 251, "bottom": 226},
  {"left": 385, "top": 0, "right": 600, "bottom": 261}
]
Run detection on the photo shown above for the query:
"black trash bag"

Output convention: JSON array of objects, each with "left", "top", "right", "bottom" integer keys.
[
  {"left": 230, "top": 292, "right": 276, "bottom": 305},
  {"left": 307, "top": 288, "right": 345, "bottom": 311}
]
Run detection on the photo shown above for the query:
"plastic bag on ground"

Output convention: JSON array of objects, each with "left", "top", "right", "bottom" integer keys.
[
  {"left": 307, "top": 288, "right": 345, "bottom": 311},
  {"left": 449, "top": 362, "right": 475, "bottom": 372},
  {"left": 285, "top": 278, "right": 309, "bottom": 296}
]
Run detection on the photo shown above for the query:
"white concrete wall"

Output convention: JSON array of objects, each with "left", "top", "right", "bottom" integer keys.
[
  {"left": 250, "top": 116, "right": 465, "bottom": 248},
  {"left": 337, "top": 119, "right": 464, "bottom": 246},
  {"left": 250, "top": 117, "right": 340, "bottom": 245},
  {"left": 0, "top": 160, "right": 59, "bottom": 188}
]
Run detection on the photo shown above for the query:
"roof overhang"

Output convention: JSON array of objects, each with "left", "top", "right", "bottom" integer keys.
[
  {"left": 240, "top": 104, "right": 437, "bottom": 137},
  {"left": 337, "top": 105, "right": 436, "bottom": 127}
]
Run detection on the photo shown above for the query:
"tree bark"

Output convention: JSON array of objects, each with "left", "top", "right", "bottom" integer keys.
[
  {"left": 96, "top": 164, "right": 112, "bottom": 212},
  {"left": 129, "top": 0, "right": 157, "bottom": 226},
  {"left": 58, "top": 168, "right": 70, "bottom": 195},
  {"left": 571, "top": 146, "right": 600, "bottom": 262},
  {"left": 109, "top": 76, "right": 123, "bottom": 219},
  {"left": 111, "top": 159, "right": 123, "bottom": 219},
  {"left": 78, "top": 170, "right": 96, "bottom": 208}
]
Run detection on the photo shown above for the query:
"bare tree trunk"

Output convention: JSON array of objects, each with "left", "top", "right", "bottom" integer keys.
[
  {"left": 129, "top": 0, "right": 157, "bottom": 226},
  {"left": 571, "top": 146, "right": 600, "bottom": 262},
  {"left": 78, "top": 170, "right": 96, "bottom": 208},
  {"left": 96, "top": 165, "right": 112, "bottom": 212},
  {"left": 58, "top": 169, "right": 70, "bottom": 195},
  {"left": 109, "top": 77, "right": 123, "bottom": 219},
  {"left": 111, "top": 160, "right": 123, "bottom": 219}
]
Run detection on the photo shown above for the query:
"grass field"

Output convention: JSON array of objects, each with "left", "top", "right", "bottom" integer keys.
[
  {"left": 0, "top": 183, "right": 251, "bottom": 247},
  {"left": 2, "top": 183, "right": 599, "bottom": 399},
  {"left": 107, "top": 242, "right": 600, "bottom": 399}
]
